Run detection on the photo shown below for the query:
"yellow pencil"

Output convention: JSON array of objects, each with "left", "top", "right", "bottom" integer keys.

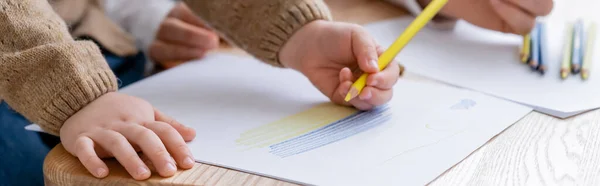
[
  {"left": 561, "top": 22, "right": 574, "bottom": 79},
  {"left": 344, "top": 0, "right": 449, "bottom": 102},
  {"left": 521, "top": 34, "right": 531, "bottom": 63},
  {"left": 582, "top": 21, "right": 596, "bottom": 80}
]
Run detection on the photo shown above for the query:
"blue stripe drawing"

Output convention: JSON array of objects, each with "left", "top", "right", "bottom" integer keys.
[{"left": 269, "top": 105, "right": 392, "bottom": 158}]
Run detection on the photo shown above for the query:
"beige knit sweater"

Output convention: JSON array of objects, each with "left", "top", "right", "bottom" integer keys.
[{"left": 0, "top": 0, "right": 332, "bottom": 135}]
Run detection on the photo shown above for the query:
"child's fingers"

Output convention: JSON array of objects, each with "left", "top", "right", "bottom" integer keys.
[
  {"left": 157, "top": 17, "right": 219, "bottom": 49},
  {"left": 143, "top": 121, "right": 195, "bottom": 170},
  {"left": 170, "top": 2, "right": 210, "bottom": 29},
  {"left": 89, "top": 130, "right": 151, "bottom": 180},
  {"left": 360, "top": 87, "right": 393, "bottom": 106},
  {"left": 376, "top": 43, "right": 385, "bottom": 55},
  {"left": 117, "top": 124, "right": 177, "bottom": 177},
  {"left": 335, "top": 81, "right": 354, "bottom": 107},
  {"left": 337, "top": 81, "right": 375, "bottom": 110},
  {"left": 339, "top": 67, "right": 353, "bottom": 82},
  {"left": 75, "top": 136, "right": 108, "bottom": 178},
  {"left": 366, "top": 62, "right": 400, "bottom": 90},
  {"left": 350, "top": 98, "right": 375, "bottom": 110},
  {"left": 351, "top": 26, "right": 379, "bottom": 73},
  {"left": 490, "top": 0, "right": 535, "bottom": 35},
  {"left": 155, "top": 108, "right": 196, "bottom": 142},
  {"left": 149, "top": 40, "right": 206, "bottom": 63}
]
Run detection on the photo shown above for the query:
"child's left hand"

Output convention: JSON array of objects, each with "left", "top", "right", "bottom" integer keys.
[{"left": 280, "top": 20, "right": 400, "bottom": 110}]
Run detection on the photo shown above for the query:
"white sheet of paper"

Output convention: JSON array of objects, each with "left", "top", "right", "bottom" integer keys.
[
  {"left": 362, "top": 0, "right": 600, "bottom": 118},
  {"left": 113, "top": 53, "right": 531, "bottom": 185},
  {"left": 25, "top": 124, "right": 43, "bottom": 133}
]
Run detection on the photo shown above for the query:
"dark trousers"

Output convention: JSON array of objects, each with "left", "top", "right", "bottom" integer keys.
[{"left": 0, "top": 48, "right": 147, "bottom": 186}]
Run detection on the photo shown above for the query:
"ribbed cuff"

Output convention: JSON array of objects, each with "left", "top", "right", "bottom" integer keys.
[
  {"left": 258, "top": 0, "right": 333, "bottom": 67},
  {"left": 182, "top": 0, "right": 333, "bottom": 67},
  {"left": 37, "top": 70, "right": 117, "bottom": 135},
  {"left": 0, "top": 41, "right": 118, "bottom": 136}
]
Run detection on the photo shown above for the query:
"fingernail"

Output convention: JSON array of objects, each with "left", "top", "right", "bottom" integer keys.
[
  {"left": 183, "top": 157, "right": 194, "bottom": 166},
  {"left": 137, "top": 166, "right": 149, "bottom": 177},
  {"left": 360, "top": 90, "right": 372, "bottom": 100},
  {"left": 370, "top": 60, "right": 379, "bottom": 70},
  {"left": 370, "top": 79, "right": 378, "bottom": 86},
  {"left": 166, "top": 162, "right": 177, "bottom": 172},
  {"left": 96, "top": 168, "right": 107, "bottom": 177}
]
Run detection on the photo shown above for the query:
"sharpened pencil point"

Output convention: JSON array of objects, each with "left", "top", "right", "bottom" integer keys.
[
  {"left": 572, "top": 64, "right": 581, "bottom": 74},
  {"left": 582, "top": 71, "right": 589, "bottom": 80},
  {"left": 561, "top": 71, "right": 569, "bottom": 79},
  {"left": 344, "top": 88, "right": 359, "bottom": 102}
]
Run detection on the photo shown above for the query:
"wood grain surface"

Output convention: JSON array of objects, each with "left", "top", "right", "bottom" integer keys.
[
  {"left": 430, "top": 111, "right": 600, "bottom": 185},
  {"left": 43, "top": 0, "right": 600, "bottom": 185}
]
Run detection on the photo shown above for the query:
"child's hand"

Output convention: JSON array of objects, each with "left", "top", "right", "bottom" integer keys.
[
  {"left": 280, "top": 21, "right": 400, "bottom": 110},
  {"left": 59, "top": 92, "right": 196, "bottom": 180},
  {"left": 432, "top": 0, "right": 553, "bottom": 34},
  {"left": 149, "top": 2, "right": 220, "bottom": 65}
]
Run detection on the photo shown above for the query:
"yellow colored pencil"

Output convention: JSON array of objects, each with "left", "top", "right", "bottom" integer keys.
[
  {"left": 561, "top": 23, "right": 574, "bottom": 79},
  {"left": 344, "top": 0, "right": 449, "bottom": 102},
  {"left": 582, "top": 21, "right": 596, "bottom": 80},
  {"left": 521, "top": 34, "right": 531, "bottom": 63}
]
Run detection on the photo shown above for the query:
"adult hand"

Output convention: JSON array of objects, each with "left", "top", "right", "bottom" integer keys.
[
  {"left": 60, "top": 92, "right": 197, "bottom": 180},
  {"left": 280, "top": 20, "right": 400, "bottom": 110},
  {"left": 424, "top": 0, "right": 554, "bottom": 34},
  {"left": 149, "top": 2, "right": 220, "bottom": 67}
]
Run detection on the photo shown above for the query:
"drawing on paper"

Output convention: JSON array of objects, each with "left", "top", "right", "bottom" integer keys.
[
  {"left": 426, "top": 99, "right": 477, "bottom": 131},
  {"left": 235, "top": 103, "right": 391, "bottom": 158},
  {"left": 450, "top": 99, "right": 477, "bottom": 110}
]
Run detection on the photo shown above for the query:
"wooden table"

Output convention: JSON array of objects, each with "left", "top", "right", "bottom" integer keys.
[{"left": 43, "top": 0, "right": 600, "bottom": 185}]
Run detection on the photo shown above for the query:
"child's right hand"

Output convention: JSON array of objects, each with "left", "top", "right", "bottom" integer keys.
[{"left": 59, "top": 92, "right": 196, "bottom": 180}]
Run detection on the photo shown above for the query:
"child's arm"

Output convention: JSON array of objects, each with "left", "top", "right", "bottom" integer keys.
[
  {"left": 0, "top": 0, "right": 197, "bottom": 180},
  {"left": 0, "top": 0, "right": 118, "bottom": 135},
  {"left": 182, "top": 0, "right": 332, "bottom": 67},
  {"left": 182, "top": 0, "right": 400, "bottom": 110}
]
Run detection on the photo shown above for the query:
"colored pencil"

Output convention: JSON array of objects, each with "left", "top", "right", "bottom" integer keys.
[
  {"left": 572, "top": 19, "right": 585, "bottom": 74},
  {"left": 537, "top": 22, "right": 547, "bottom": 74},
  {"left": 520, "top": 34, "right": 531, "bottom": 63},
  {"left": 529, "top": 24, "right": 540, "bottom": 70},
  {"left": 344, "top": 0, "right": 449, "bottom": 102},
  {"left": 561, "top": 22, "right": 574, "bottom": 79},
  {"left": 582, "top": 21, "right": 596, "bottom": 80}
]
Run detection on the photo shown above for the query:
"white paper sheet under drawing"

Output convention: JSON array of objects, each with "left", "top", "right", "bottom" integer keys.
[
  {"left": 118, "top": 53, "right": 531, "bottom": 185},
  {"left": 362, "top": 0, "right": 599, "bottom": 118}
]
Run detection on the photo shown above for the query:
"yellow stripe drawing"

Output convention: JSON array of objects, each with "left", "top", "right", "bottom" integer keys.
[{"left": 235, "top": 103, "right": 358, "bottom": 149}]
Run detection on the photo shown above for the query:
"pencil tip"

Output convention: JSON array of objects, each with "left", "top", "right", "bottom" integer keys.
[{"left": 344, "top": 88, "right": 359, "bottom": 102}]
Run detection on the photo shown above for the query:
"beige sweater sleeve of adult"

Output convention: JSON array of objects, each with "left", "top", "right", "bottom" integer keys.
[
  {"left": 0, "top": 0, "right": 118, "bottom": 136},
  {"left": 183, "top": 0, "right": 333, "bottom": 67}
]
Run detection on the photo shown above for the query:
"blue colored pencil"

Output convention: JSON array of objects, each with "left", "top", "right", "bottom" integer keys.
[
  {"left": 529, "top": 24, "right": 541, "bottom": 70},
  {"left": 537, "top": 22, "right": 548, "bottom": 74},
  {"left": 572, "top": 19, "right": 585, "bottom": 74}
]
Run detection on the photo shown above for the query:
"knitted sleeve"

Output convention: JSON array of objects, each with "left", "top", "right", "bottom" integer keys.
[
  {"left": 182, "top": 0, "right": 333, "bottom": 67},
  {"left": 0, "top": 0, "right": 118, "bottom": 136}
]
